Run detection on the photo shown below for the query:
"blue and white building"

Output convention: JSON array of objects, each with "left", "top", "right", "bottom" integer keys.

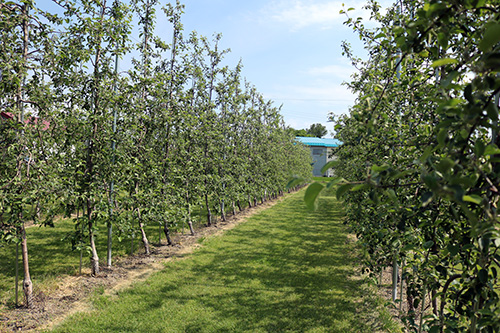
[{"left": 295, "top": 136, "right": 341, "bottom": 177}]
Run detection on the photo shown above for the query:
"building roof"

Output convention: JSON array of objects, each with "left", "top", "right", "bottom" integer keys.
[
  {"left": 295, "top": 136, "right": 341, "bottom": 148},
  {"left": 1, "top": 111, "right": 50, "bottom": 130}
]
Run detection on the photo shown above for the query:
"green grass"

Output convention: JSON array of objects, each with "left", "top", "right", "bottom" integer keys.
[
  {"left": 0, "top": 197, "right": 250, "bottom": 307},
  {"left": 50, "top": 191, "right": 400, "bottom": 332},
  {"left": 0, "top": 215, "right": 180, "bottom": 307},
  {"left": 312, "top": 176, "right": 333, "bottom": 182}
]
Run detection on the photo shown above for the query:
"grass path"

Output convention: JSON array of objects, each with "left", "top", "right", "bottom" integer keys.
[{"left": 51, "top": 191, "right": 399, "bottom": 332}]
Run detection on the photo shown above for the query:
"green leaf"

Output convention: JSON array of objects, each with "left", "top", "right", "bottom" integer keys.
[
  {"left": 486, "top": 101, "right": 499, "bottom": 120},
  {"left": 421, "top": 191, "right": 433, "bottom": 206},
  {"left": 304, "top": 182, "right": 324, "bottom": 210},
  {"left": 326, "top": 177, "right": 343, "bottom": 189},
  {"left": 420, "top": 146, "right": 433, "bottom": 162},
  {"left": 462, "top": 194, "right": 482, "bottom": 205},
  {"left": 321, "top": 160, "right": 338, "bottom": 173},
  {"left": 447, "top": 244, "right": 459, "bottom": 257},
  {"left": 336, "top": 183, "right": 355, "bottom": 200},
  {"left": 423, "top": 175, "right": 439, "bottom": 191},
  {"left": 286, "top": 177, "right": 304, "bottom": 189},
  {"left": 479, "top": 23, "right": 500, "bottom": 51},
  {"left": 402, "top": 243, "right": 416, "bottom": 252},
  {"left": 429, "top": 326, "right": 440, "bottom": 333},
  {"left": 431, "top": 58, "right": 458, "bottom": 68},
  {"left": 371, "top": 164, "right": 389, "bottom": 173},
  {"left": 437, "top": 128, "right": 448, "bottom": 147},
  {"left": 386, "top": 189, "right": 397, "bottom": 202},
  {"left": 436, "top": 157, "right": 454, "bottom": 174},
  {"left": 478, "top": 269, "right": 488, "bottom": 284},
  {"left": 368, "top": 191, "right": 379, "bottom": 204},
  {"left": 475, "top": 140, "right": 485, "bottom": 157},
  {"left": 484, "top": 144, "right": 500, "bottom": 155},
  {"left": 437, "top": 32, "right": 448, "bottom": 48},
  {"left": 352, "top": 183, "right": 369, "bottom": 191},
  {"left": 423, "top": 240, "right": 434, "bottom": 249},
  {"left": 464, "top": 84, "right": 473, "bottom": 103}
]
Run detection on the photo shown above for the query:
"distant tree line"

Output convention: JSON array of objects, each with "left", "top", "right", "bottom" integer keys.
[{"left": 291, "top": 123, "right": 328, "bottom": 138}]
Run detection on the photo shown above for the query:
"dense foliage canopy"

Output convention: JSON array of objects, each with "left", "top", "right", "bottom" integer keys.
[
  {"left": 313, "top": 0, "right": 500, "bottom": 331},
  {"left": 0, "top": 0, "right": 312, "bottom": 307}
]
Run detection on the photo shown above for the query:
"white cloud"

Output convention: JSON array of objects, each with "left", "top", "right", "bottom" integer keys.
[{"left": 262, "top": 0, "right": 369, "bottom": 31}]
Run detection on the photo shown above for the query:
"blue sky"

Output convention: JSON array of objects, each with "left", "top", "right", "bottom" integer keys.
[
  {"left": 40, "top": 0, "right": 390, "bottom": 137},
  {"left": 173, "top": 0, "right": 378, "bottom": 136}
]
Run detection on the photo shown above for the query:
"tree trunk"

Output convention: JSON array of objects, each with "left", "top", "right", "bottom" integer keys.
[
  {"left": 432, "top": 290, "right": 437, "bottom": 316},
  {"left": 138, "top": 216, "right": 150, "bottom": 255},
  {"left": 237, "top": 200, "right": 242, "bottom": 212},
  {"left": 135, "top": 182, "right": 150, "bottom": 255},
  {"left": 20, "top": 224, "right": 33, "bottom": 308},
  {"left": 232, "top": 201, "right": 236, "bottom": 216},
  {"left": 187, "top": 221, "right": 195, "bottom": 236},
  {"left": 220, "top": 199, "right": 226, "bottom": 222},
  {"left": 248, "top": 195, "right": 252, "bottom": 208},
  {"left": 85, "top": 196, "right": 100, "bottom": 276},
  {"left": 89, "top": 220, "right": 99, "bottom": 276},
  {"left": 254, "top": 197, "right": 257, "bottom": 206},
  {"left": 205, "top": 193, "right": 212, "bottom": 226},
  {"left": 163, "top": 222, "right": 173, "bottom": 245}
]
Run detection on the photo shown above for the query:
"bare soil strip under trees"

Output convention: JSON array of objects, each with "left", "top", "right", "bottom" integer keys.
[
  {"left": 1, "top": 198, "right": 282, "bottom": 332},
  {"left": 1, "top": 190, "right": 400, "bottom": 332}
]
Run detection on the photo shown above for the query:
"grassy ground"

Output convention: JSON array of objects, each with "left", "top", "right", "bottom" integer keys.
[
  {"left": 49, "top": 190, "right": 400, "bottom": 332},
  {"left": 0, "top": 210, "right": 210, "bottom": 307}
]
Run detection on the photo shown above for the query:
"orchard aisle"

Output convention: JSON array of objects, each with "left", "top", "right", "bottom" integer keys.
[{"left": 52, "top": 190, "right": 399, "bottom": 332}]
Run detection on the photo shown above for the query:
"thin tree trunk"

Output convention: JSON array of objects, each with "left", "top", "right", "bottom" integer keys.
[
  {"left": 247, "top": 195, "right": 252, "bottom": 208},
  {"left": 136, "top": 207, "right": 150, "bottom": 255},
  {"left": 432, "top": 290, "right": 437, "bottom": 316},
  {"left": 86, "top": 0, "right": 106, "bottom": 278},
  {"left": 20, "top": 224, "right": 33, "bottom": 308},
  {"left": 232, "top": 201, "right": 236, "bottom": 216},
  {"left": 17, "top": 2, "right": 33, "bottom": 308},
  {"left": 88, "top": 218, "right": 99, "bottom": 276},
  {"left": 205, "top": 193, "right": 212, "bottom": 226},
  {"left": 220, "top": 199, "right": 226, "bottom": 222},
  {"left": 135, "top": 182, "right": 150, "bottom": 255},
  {"left": 237, "top": 200, "right": 242, "bottom": 212},
  {"left": 187, "top": 220, "right": 195, "bottom": 236},
  {"left": 163, "top": 222, "right": 173, "bottom": 245}
]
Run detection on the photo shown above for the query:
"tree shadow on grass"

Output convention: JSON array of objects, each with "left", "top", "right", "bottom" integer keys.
[{"left": 53, "top": 193, "right": 396, "bottom": 332}]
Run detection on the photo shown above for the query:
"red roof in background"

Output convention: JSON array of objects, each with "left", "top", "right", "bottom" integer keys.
[
  {"left": 1, "top": 111, "right": 50, "bottom": 131},
  {"left": 25, "top": 116, "right": 50, "bottom": 131},
  {"left": 1, "top": 111, "right": 14, "bottom": 120}
]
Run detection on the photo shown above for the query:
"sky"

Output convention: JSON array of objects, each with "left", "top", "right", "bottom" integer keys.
[
  {"left": 39, "top": 0, "right": 392, "bottom": 137},
  {"left": 173, "top": 0, "right": 378, "bottom": 137}
]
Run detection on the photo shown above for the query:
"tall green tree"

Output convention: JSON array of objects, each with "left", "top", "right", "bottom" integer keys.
[
  {"left": 311, "top": 0, "right": 500, "bottom": 330},
  {"left": 0, "top": 0, "right": 60, "bottom": 307},
  {"left": 51, "top": 0, "right": 132, "bottom": 276},
  {"left": 307, "top": 123, "right": 327, "bottom": 138}
]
